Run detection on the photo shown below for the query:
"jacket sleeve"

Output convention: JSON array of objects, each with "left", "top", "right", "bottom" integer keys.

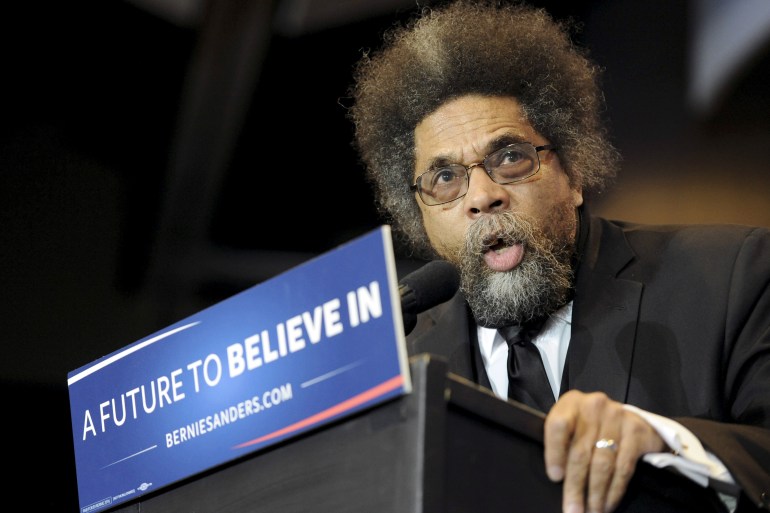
[
  {"left": 679, "top": 226, "right": 770, "bottom": 512},
  {"left": 677, "top": 417, "right": 770, "bottom": 512}
]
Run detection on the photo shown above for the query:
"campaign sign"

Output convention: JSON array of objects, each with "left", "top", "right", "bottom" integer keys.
[{"left": 67, "top": 226, "right": 411, "bottom": 513}]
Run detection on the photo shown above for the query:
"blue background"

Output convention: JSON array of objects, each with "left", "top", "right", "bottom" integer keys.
[{"left": 68, "top": 227, "right": 410, "bottom": 512}]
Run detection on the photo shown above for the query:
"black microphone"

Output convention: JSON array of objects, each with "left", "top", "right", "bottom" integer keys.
[{"left": 399, "top": 260, "right": 460, "bottom": 335}]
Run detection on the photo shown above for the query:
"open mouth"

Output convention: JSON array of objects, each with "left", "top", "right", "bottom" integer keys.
[
  {"left": 482, "top": 235, "right": 515, "bottom": 253},
  {"left": 480, "top": 234, "right": 525, "bottom": 272}
]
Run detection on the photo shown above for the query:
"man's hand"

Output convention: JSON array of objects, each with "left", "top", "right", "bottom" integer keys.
[{"left": 543, "top": 390, "right": 666, "bottom": 513}]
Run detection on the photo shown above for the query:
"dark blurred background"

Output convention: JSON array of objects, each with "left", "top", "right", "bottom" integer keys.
[{"left": 2, "top": 0, "right": 768, "bottom": 510}]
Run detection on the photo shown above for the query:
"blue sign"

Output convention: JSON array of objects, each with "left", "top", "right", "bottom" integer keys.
[{"left": 67, "top": 226, "right": 411, "bottom": 513}]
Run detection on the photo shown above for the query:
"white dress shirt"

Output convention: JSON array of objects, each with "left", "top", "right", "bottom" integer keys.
[{"left": 477, "top": 301, "right": 738, "bottom": 504}]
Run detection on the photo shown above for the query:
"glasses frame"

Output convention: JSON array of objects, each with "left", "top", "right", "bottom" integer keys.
[{"left": 410, "top": 142, "right": 558, "bottom": 206}]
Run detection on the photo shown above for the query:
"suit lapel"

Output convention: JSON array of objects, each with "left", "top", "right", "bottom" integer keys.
[{"left": 566, "top": 216, "right": 643, "bottom": 403}]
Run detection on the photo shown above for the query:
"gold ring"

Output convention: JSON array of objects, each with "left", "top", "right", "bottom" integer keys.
[{"left": 595, "top": 438, "right": 618, "bottom": 451}]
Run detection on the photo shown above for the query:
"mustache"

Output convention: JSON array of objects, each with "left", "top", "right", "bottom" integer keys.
[
  {"left": 459, "top": 209, "right": 575, "bottom": 327},
  {"left": 464, "top": 211, "right": 538, "bottom": 256}
]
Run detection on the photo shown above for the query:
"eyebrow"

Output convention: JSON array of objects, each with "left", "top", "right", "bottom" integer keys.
[
  {"left": 485, "top": 134, "right": 530, "bottom": 153},
  {"left": 424, "top": 133, "right": 531, "bottom": 170}
]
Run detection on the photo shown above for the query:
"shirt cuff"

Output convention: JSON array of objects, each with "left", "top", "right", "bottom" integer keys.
[{"left": 622, "top": 404, "right": 736, "bottom": 491}]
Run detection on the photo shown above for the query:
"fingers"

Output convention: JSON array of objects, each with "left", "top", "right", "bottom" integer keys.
[
  {"left": 546, "top": 391, "right": 621, "bottom": 513},
  {"left": 543, "top": 392, "right": 580, "bottom": 483},
  {"left": 601, "top": 436, "right": 635, "bottom": 513},
  {"left": 603, "top": 411, "right": 666, "bottom": 511},
  {"left": 586, "top": 438, "right": 622, "bottom": 511},
  {"left": 543, "top": 391, "right": 664, "bottom": 513}
]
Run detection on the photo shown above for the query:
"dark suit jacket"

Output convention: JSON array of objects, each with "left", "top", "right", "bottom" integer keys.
[{"left": 407, "top": 213, "right": 770, "bottom": 512}]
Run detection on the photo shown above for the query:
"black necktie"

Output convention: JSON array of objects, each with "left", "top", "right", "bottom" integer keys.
[{"left": 500, "top": 320, "right": 555, "bottom": 412}]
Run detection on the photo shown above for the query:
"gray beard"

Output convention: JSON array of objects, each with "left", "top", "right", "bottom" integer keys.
[{"left": 457, "top": 209, "right": 576, "bottom": 329}]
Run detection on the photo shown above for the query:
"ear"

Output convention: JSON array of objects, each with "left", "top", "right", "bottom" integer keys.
[{"left": 571, "top": 186, "right": 584, "bottom": 207}]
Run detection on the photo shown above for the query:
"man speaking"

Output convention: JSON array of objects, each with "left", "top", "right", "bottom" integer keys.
[{"left": 347, "top": 1, "right": 770, "bottom": 512}]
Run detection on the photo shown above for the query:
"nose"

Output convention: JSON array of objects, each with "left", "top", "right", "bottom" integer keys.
[{"left": 463, "top": 165, "right": 509, "bottom": 216}]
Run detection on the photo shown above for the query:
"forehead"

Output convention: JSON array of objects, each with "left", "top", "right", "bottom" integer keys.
[{"left": 414, "top": 95, "right": 539, "bottom": 164}]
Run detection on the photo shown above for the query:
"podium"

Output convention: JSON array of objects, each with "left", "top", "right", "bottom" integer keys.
[{"left": 110, "top": 354, "right": 725, "bottom": 513}]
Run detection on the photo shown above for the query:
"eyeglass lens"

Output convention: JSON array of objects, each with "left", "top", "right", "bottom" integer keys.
[{"left": 417, "top": 143, "right": 540, "bottom": 205}]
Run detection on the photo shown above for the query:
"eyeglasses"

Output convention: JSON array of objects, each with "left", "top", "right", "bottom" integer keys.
[{"left": 410, "top": 142, "right": 557, "bottom": 206}]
